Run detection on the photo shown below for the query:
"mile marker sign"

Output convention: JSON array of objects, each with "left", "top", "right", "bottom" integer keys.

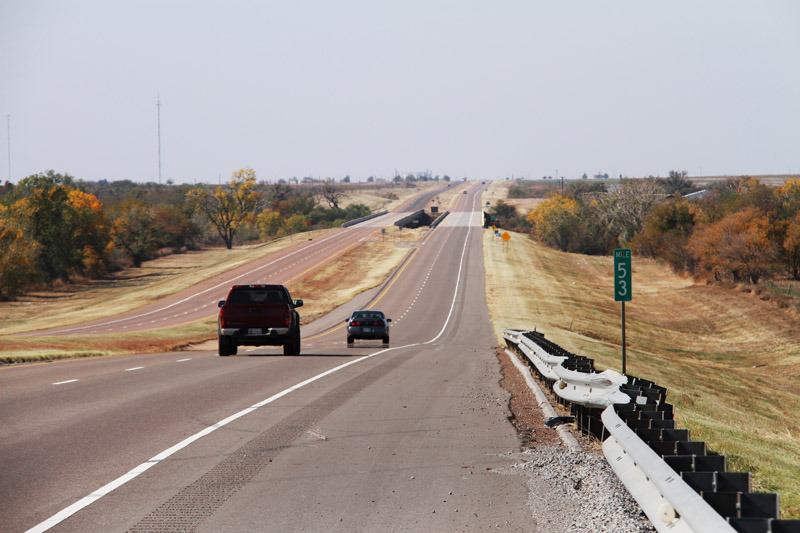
[
  {"left": 614, "top": 249, "right": 632, "bottom": 302},
  {"left": 613, "top": 248, "right": 631, "bottom": 375}
]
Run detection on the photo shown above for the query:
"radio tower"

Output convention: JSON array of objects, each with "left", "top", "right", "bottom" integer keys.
[
  {"left": 6, "top": 114, "right": 10, "bottom": 182},
  {"left": 157, "top": 95, "right": 162, "bottom": 184}
]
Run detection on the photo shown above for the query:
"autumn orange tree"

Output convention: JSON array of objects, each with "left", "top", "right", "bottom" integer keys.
[
  {"left": 257, "top": 211, "right": 285, "bottom": 238},
  {"left": 777, "top": 179, "right": 800, "bottom": 279},
  {"left": 0, "top": 206, "right": 39, "bottom": 299},
  {"left": 785, "top": 212, "right": 800, "bottom": 280},
  {"left": 3, "top": 171, "right": 112, "bottom": 285},
  {"left": 688, "top": 207, "right": 777, "bottom": 284},
  {"left": 111, "top": 200, "right": 161, "bottom": 267},
  {"left": 632, "top": 199, "right": 697, "bottom": 272},
  {"left": 186, "top": 168, "right": 264, "bottom": 249},
  {"left": 527, "top": 194, "right": 580, "bottom": 251}
]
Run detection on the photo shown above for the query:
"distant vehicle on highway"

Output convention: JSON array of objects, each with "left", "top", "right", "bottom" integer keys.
[
  {"left": 346, "top": 310, "right": 391, "bottom": 345},
  {"left": 462, "top": 190, "right": 467, "bottom": 194},
  {"left": 217, "top": 284, "right": 303, "bottom": 356}
]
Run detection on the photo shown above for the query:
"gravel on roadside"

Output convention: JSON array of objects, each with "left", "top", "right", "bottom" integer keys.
[{"left": 497, "top": 348, "right": 655, "bottom": 533}]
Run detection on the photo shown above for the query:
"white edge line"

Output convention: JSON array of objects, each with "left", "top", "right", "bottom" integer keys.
[
  {"left": 28, "top": 203, "right": 476, "bottom": 533},
  {"left": 124, "top": 367, "right": 144, "bottom": 372},
  {"left": 425, "top": 199, "right": 474, "bottom": 345},
  {"left": 52, "top": 379, "right": 78, "bottom": 385}
]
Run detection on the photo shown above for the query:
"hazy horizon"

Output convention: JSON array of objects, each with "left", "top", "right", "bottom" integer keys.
[{"left": 2, "top": 1, "right": 799, "bottom": 185}]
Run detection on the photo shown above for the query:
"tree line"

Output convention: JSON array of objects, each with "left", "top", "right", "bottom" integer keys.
[
  {"left": 0, "top": 168, "right": 376, "bottom": 300},
  {"left": 521, "top": 172, "right": 800, "bottom": 285}
]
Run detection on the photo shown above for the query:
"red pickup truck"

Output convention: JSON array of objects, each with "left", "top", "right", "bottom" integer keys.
[{"left": 217, "top": 284, "right": 303, "bottom": 356}]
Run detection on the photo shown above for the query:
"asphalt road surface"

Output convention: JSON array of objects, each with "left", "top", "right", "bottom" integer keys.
[{"left": 0, "top": 183, "right": 538, "bottom": 532}]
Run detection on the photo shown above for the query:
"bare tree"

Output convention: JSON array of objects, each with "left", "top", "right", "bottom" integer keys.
[
  {"left": 272, "top": 182, "right": 291, "bottom": 203},
  {"left": 596, "top": 178, "right": 665, "bottom": 245},
  {"left": 321, "top": 179, "right": 347, "bottom": 209}
]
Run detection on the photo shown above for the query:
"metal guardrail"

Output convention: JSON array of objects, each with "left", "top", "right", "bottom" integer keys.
[
  {"left": 602, "top": 406, "right": 735, "bottom": 533},
  {"left": 430, "top": 210, "right": 450, "bottom": 228},
  {"left": 340, "top": 209, "right": 388, "bottom": 228},
  {"left": 553, "top": 367, "right": 630, "bottom": 408},
  {"left": 503, "top": 328, "right": 800, "bottom": 533}
]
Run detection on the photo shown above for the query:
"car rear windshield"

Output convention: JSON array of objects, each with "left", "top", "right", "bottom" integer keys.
[
  {"left": 228, "top": 288, "right": 288, "bottom": 304},
  {"left": 353, "top": 312, "right": 384, "bottom": 319}
]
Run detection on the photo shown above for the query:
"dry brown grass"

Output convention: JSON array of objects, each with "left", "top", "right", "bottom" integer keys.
[
  {"left": 340, "top": 181, "right": 442, "bottom": 212},
  {"left": 289, "top": 239, "right": 414, "bottom": 324},
  {"left": 0, "top": 322, "right": 215, "bottom": 364},
  {"left": 484, "top": 180, "right": 510, "bottom": 204},
  {"left": 483, "top": 230, "right": 800, "bottom": 518},
  {"left": 0, "top": 232, "right": 331, "bottom": 336},
  {"left": 483, "top": 180, "right": 543, "bottom": 217}
]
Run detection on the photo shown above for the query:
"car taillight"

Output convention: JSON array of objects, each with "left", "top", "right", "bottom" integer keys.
[
  {"left": 373, "top": 321, "right": 381, "bottom": 326},
  {"left": 285, "top": 308, "right": 291, "bottom": 326}
]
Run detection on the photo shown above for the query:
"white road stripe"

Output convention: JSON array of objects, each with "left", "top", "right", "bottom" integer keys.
[
  {"left": 176, "top": 358, "right": 191, "bottom": 362},
  {"left": 52, "top": 379, "right": 78, "bottom": 385},
  {"left": 124, "top": 367, "right": 144, "bottom": 372}
]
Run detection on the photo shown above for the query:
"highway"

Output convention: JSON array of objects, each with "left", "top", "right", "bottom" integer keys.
[{"left": 0, "top": 183, "right": 537, "bottom": 532}]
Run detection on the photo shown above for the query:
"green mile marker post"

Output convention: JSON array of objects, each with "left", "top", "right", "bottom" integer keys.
[{"left": 614, "top": 248, "right": 632, "bottom": 375}]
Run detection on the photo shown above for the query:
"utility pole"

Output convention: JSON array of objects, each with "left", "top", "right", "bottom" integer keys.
[
  {"left": 6, "top": 114, "right": 10, "bottom": 182},
  {"left": 156, "top": 95, "right": 162, "bottom": 184}
]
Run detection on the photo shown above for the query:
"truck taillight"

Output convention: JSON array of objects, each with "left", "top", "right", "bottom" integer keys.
[
  {"left": 219, "top": 310, "right": 225, "bottom": 328},
  {"left": 285, "top": 308, "right": 291, "bottom": 326}
]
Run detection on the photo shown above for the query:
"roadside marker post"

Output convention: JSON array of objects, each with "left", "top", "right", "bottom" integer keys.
[
  {"left": 613, "top": 248, "right": 632, "bottom": 375},
  {"left": 501, "top": 231, "right": 510, "bottom": 251}
]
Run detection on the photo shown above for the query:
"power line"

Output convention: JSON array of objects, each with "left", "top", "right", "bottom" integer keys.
[{"left": 6, "top": 114, "right": 10, "bottom": 182}]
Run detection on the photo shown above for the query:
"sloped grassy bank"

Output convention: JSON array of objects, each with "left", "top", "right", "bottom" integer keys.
[{"left": 483, "top": 229, "right": 800, "bottom": 518}]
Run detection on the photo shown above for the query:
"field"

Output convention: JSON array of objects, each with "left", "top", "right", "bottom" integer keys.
[
  {"left": 339, "top": 180, "right": 443, "bottom": 212},
  {"left": 482, "top": 225, "right": 800, "bottom": 517},
  {"left": 287, "top": 238, "right": 415, "bottom": 324}
]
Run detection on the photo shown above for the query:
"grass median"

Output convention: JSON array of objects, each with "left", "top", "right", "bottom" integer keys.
[
  {"left": 0, "top": 229, "right": 419, "bottom": 364},
  {"left": 0, "top": 231, "right": 332, "bottom": 336},
  {"left": 483, "top": 228, "right": 800, "bottom": 518}
]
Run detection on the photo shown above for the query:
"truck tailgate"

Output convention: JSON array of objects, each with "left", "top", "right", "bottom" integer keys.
[{"left": 221, "top": 304, "right": 288, "bottom": 328}]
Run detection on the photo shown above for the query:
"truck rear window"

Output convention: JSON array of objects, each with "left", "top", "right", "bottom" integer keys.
[{"left": 228, "top": 288, "right": 288, "bottom": 304}]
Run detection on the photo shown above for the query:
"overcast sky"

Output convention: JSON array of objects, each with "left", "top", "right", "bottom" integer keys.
[{"left": 2, "top": 1, "right": 799, "bottom": 184}]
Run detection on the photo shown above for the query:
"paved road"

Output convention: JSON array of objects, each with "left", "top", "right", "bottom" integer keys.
[{"left": 0, "top": 183, "right": 537, "bottom": 532}]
